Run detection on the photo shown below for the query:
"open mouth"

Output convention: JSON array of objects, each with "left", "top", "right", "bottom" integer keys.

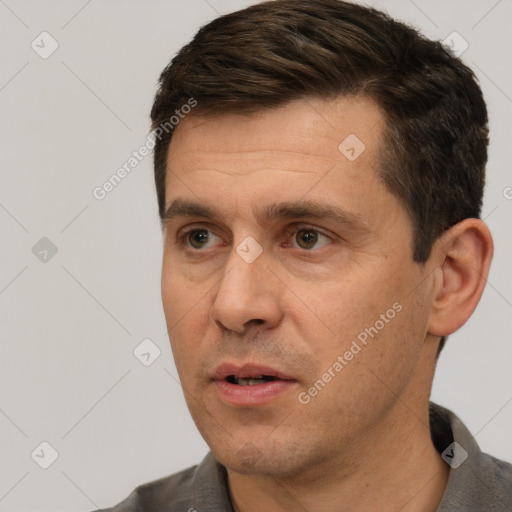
[
  {"left": 226, "top": 375, "right": 278, "bottom": 386},
  {"left": 213, "top": 364, "right": 297, "bottom": 405}
]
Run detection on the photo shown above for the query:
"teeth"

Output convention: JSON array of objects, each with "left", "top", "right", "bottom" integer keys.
[
  {"left": 226, "top": 375, "right": 277, "bottom": 385},
  {"left": 236, "top": 377, "right": 266, "bottom": 386}
]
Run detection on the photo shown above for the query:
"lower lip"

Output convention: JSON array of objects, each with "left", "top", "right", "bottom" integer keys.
[{"left": 214, "top": 379, "right": 297, "bottom": 406}]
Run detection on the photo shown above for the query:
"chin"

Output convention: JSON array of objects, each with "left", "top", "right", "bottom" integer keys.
[{"left": 213, "top": 437, "right": 315, "bottom": 479}]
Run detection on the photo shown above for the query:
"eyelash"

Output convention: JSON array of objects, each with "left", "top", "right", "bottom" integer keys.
[{"left": 176, "top": 224, "right": 332, "bottom": 251}]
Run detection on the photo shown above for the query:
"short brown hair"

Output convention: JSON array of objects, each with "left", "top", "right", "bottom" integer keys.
[{"left": 151, "top": 0, "right": 488, "bottom": 265}]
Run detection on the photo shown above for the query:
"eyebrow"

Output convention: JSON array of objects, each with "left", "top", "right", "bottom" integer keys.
[
  {"left": 163, "top": 198, "right": 369, "bottom": 232},
  {"left": 163, "top": 199, "right": 216, "bottom": 222}
]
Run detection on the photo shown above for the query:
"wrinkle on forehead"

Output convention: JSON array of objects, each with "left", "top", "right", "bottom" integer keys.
[
  {"left": 169, "top": 150, "right": 342, "bottom": 177},
  {"left": 168, "top": 97, "right": 384, "bottom": 182},
  {"left": 186, "top": 168, "right": 319, "bottom": 177}
]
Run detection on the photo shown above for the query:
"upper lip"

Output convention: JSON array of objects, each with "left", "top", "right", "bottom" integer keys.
[{"left": 212, "top": 362, "right": 296, "bottom": 381}]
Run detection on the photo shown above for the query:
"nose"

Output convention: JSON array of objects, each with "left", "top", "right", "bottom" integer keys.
[{"left": 210, "top": 243, "right": 284, "bottom": 334}]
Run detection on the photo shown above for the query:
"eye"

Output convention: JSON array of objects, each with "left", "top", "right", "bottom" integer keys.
[
  {"left": 291, "top": 227, "right": 331, "bottom": 250},
  {"left": 179, "top": 228, "right": 222, "bottom": 250}
]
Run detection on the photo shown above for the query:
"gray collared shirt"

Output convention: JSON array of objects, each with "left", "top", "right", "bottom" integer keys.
[{"left": 98, "top": 403, "right": 512, "bottom": 511}]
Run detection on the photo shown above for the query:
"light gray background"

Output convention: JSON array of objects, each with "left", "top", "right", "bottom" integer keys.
[{"left": 1, "top": 0, "right": 511, "bottom": 510}]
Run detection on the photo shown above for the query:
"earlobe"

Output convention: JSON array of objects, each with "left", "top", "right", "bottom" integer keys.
[{"left": 427, "top": 219, "right": 494, "bottom": 337}]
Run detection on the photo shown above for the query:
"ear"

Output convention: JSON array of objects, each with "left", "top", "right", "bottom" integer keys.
[{"left": 427, "top": 218, "right": 493, "bottom": 337}]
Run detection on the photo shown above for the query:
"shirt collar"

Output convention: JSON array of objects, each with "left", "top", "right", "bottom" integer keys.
[{"left": 185, "top": 402, "right": 505, "bottom": 511}]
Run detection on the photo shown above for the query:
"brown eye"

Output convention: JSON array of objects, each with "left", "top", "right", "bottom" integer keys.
[
  {"left": 295, "top": 229, "right": 319, "bottom": 249},
  {"left": 188, "top": 229, "right": 210, "bottom": 248}
]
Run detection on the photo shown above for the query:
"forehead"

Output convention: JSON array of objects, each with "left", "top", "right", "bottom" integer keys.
[
  {"left": 167, "top": 96, "right": 385, "bottom": 169},
  {"left": 163, "top": 96, "right": 402, "bottom": 232}
]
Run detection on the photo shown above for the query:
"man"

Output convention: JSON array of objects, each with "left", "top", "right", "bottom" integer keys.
[{"left": 99, "top": 0, "right": 512, "bottom": 510}]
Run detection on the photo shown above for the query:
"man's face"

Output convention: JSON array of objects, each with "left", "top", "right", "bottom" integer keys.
[{"left": 161, "top": 97, "right": 436, "bottom": 477}]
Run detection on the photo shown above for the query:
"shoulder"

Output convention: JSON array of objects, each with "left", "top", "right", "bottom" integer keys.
[
  {"left": 93, "top": 465, "right": 199, "bottom": 512},
  {"left": 481, "top": 451, "right": 512, "bottom": 507},
  {"left": 91, "top": 452, "right": 231, "bottom": 512},
  {"left": 430, "top": 402, "right": 512, "bottom": 511}
]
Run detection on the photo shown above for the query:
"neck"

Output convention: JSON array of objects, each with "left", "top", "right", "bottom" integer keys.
[{"left": 227, "top": 363, "right": 449, "bottom": 512}]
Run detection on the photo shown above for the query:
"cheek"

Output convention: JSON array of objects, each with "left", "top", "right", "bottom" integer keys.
[
  {"left": 161, "top": 253, "right": 206, "bottom": 319},
  {"left": 304, "top": 275, "right": 384, "bottom": 339},
  {"left": 161, "top": 264, "right": 209, "bottom": 367},
  {"left": 301, "top": 264, "right": 421, "bottom": 368}
]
